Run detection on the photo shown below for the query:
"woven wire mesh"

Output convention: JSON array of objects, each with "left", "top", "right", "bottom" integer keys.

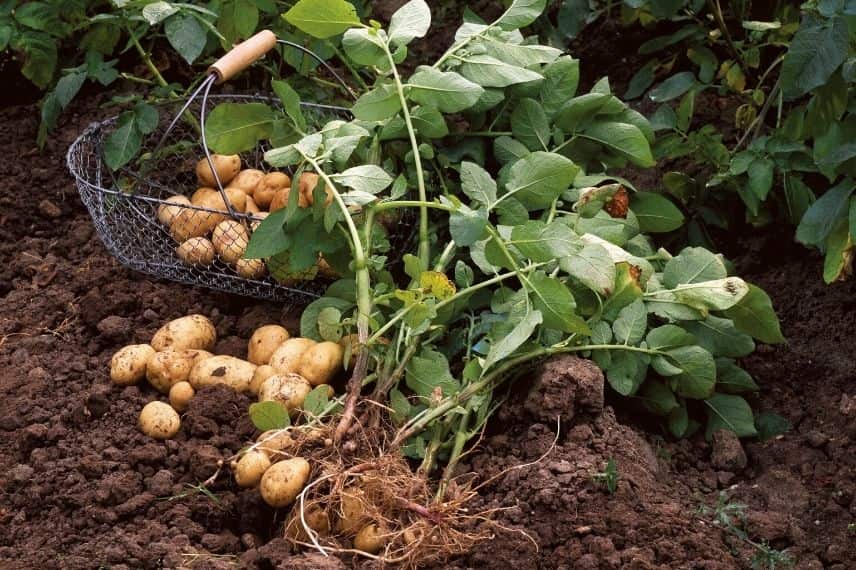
[{"left": 67, "top": 94, "right": 409, "bottom": 302}]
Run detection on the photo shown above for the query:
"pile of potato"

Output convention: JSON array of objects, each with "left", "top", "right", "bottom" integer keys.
[{"left": 156, "top": 154, "right": 334, "bottom": 281}]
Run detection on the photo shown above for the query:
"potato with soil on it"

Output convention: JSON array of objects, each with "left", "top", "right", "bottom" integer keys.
[
  {"left": 157, "top": 195, "right": 191, "bottom": 226},
  {"left": 169, "top": 381, "right": 195, "bottom": 412},
  {"left": 286, "top": 504, "right": 331, "bottom": 541},
  {"left": 146, "top": 348, "right": 212, "bottom": 393},
  {"left": 254, "top": 171, "right": 290, "bottom": 209},
  {"left": 248, "top": 324, "right": 290, "bottom": 365},
  {"left": 269, "top": 338, "right": 317, "bottom": 375},
  {"left": 236, "top": 258, "right": 266, "bottom": 279},
  {"left": 297, "top": 341, "right": 344, "bottom": 386},
  {"left": 196, "top": 154, "right": 240, "bottom": 187},
  {"left": 110, "top": 344, "right": 156, "bottom": 385},
  {"left": 337, "top": 487, "right": 366, "bottom": 534},
  {"left": 354, "top": 523, "right": 386, "bottom": 554},
  {"left": 258, "top": 373, "right": 312, "bottom": 413},
  {"left": 189, "top": 355, "right": 256, "bottom": 393},
  {"left": 259, "top": 457, "right": 310, "bottom": 508},
  {"left": 233, "top": 449, "right": 272, "bottom": 488},
  {"left": 139, "top": 401, "right": 181, "bottom": 439},
  {"left": 151, "top": 314, "right": 216, "bottom": 352},
  {"left": 211, "top": 220, "right": 249, "bottom": 265},
  {"left": 255, "top": 429, "right": 295, "bottom": 460},
  {"left": 228, "top": 168, "right": 264, "bottom": 194},
  {"left": 176, "top": 237, "right": 215, "bottom": 266}
]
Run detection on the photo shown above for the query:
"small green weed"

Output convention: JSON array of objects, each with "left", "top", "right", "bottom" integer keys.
[{"left": 593, "top": 458, "right": 619, "bottom": 494}]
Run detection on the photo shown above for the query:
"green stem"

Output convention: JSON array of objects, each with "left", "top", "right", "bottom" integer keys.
[
  {"left": 327, "top": 41, "right": 368, "bottom": 90},
  {"left": 127, "top": 25, "right": 170, "bottom": 89},
  {"left": 374, "top": 199, "right": 452, "bottom": 213},
  {"left": 707, "top": 0, "right": 746, "bottom": 71},
  {"left": 438, "top": 410, "right": 470, "bottom": 498},
  {"left": 465, "top": 131, "right": 513, "bottom": 137}
]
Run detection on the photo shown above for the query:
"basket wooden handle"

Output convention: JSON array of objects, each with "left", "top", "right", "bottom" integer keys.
[{"left": 208, "top": 30, "right": 277, "bottom": 84}]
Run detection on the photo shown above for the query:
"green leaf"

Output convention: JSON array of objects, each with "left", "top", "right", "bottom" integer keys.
[
  {"left": 662, "top": 247, "right": 727, "bottom": 288},
  {"left": 271, "top": 80, "right": 307, "bottom": 132},
  {"left": 559, "top": 243, "right": 616, "bottom": 296},
  {"left": 218, "top": 0, "right": 259, "bottom": 43},
  {"left": 715, "top": 358, "right": 759, "bottom": 394},
  {"left": 342, "top": 28, "right": 386, "bottom": 66},
  {"left": 317, "top": 307, "right": 343, "bottom": 342},
  {"left": 248, "top": 401, "right": 290, "bottom": 431},
  {"left": 406, "top": 350, "right": 460, "bottom": 398},
  {"left": 722, "top": 284, "right": 785, "bottom": 344},
  {"left": 352, "top": 83, "right": 401, "bottom": 121},
  {"left": 303, "top": 385, "right": 331, "bottom": 416},
  {"left": 645, "top": 324, "right": 695, "bottom": 350},
  {"left": 504, "top": 151, "right": 580, "bottom": 210},
  {"left": 631, "top": 192, "right": 684, "bottom": 233},
  {"left": 204, "top": 103, "right": 276, "bottom": 154},
  {"left": 511, "top": 98, "right": 550, "bottom": 151},
  {"left": 511, "top": 220, "right": 580, "bottom": 261},
  {"left": 612, "top": 299, "right": 647, "bottom": 345},
  {"left": 103, "top": 111, "right": 141, "bottom": 171},
  {"left": 540, "top": 56, "right": 580, "bottom": 117},
  {"left": 408, "top": 68, "right": 484, "bottom": 113},
  {"left": 602, "top": 262, "right": 643, "bottom": 320},
  {"left": 676, "top": 90, "right": 695, "bottom": 132},
  {"left": 460, "top": 161, "right": 497, "bottom": 206},
  {"left": 283, "top": 0, "right": 360, "bottom": 38},
  {"left": 15, "top": 30, "right": 57, "bottom": 89},
  {"left": 164, "top": 13, "right": 206, "bottom": 65},
  {"left": 625, "top": 60, "right": 657, "bottom": 99},
  {"left": 388, "top": 0, "right": 431, "bottom": 46},
  {"left": 704, "top": 393, "right": 757, "bottom": 439},
  {"left": 555, "top": 93, "right": 610, "bottom": 132},
  {"left": 580, "top": 120, "right": 655, "bottom": 167},
  {"left": 332, "top": 165, "right": 392, "bottom": 193},
  {"left": 141, "top": 1, "right": 179, "bottom": 25},
  {"left": 605, "top": 350, "right": 648, "bottom": 395},
  {"left": 780, "top": 15, "right": 849, "bottom": 100},
  {"left": 528, "top": 273, "right": 590, "bottom": 334},
  {"left": 457, "top": 54, "right": 543, "bottom": 88},
  {"left": 822, "top": 217, "right": 853, "bottom": 283},
  {"left": 667, "top": 346, "right": 716, "bottom": 399},
  {"left": 660, "top": 278, "right": 749, "bottom": 312},
  {"left": 495, "top": 0, "right": 547, "bottom": 30},
  {"left": 449, "top": 204, "right": 488, "bottom": 247},
  {"left": 682, "top": 316, "right": 755, "bottom": 358},
  {"left": 411, "top": 106, "right": 448, "bottom": 138},
  {"left": 782, "top": 174, "right": 816, "bottom": 226},
  {"left": 483, "top": 309, "right": 542, "bottom": 371},
  {"left": 301, "top": 296, "right": 355, "bottom": 340},
  {"left": 494, "top": 136, "right": 531, "bottom": 164},
  {"left": 639, "top": 380, "right": 679, "bottom": 416},
  {"left": 668, "top": 403, "right": 689, "bottom": 437},
  {"left": 245, "top": 208, "right": 289, "bottom": 258},
  {"left": 648, "top": 72, "right": 696, "bottom": 103},
  {"left": 755, "top": 412, "right": 791, "bottom": 441},
  {"left": 796, "top": 179, "right": 854, "bottom": 247}
]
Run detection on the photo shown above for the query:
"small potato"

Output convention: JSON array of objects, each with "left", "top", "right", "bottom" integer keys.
[
  {"left": 189, "top": 355, "right": 257, "bottom": 392},
  {"left": 139, "top": 401, "right": 181, "bottom": 439},
  {"left": 176, "top": 237, "right": 215, "bottom": 266},
  {"left": 147, "top": 349, "right": 212, "bottom": 393},
  {"left": 269, "top": 338, "right": 317, "bottom": 375},
  {"left": 236, "top": 258, "right": 266, "bottom": 279},
  {"left": 229, "top": 169, "right": 265, "bottom": 194},
  {"left": 256, "top": 429, "right": 295, "bottom": 460},
  {"left": 169, "top": 208, "right": 217, "bottom": 242},
  {"left": 297, "top": 341, "right": 344, "bottom": 386},
  {"left": 248, "top": 324, "right": 291, "bottom": 365},
  {"left": 197, "top": 186, "right": 247, "bottom": 214},
  {"left": 286, "top": 504, "right": 330, "bottom": 541},
  {"left": 269, "top": 186, "right": 311, "bottom": 211},
  {"left": 250, "top": 364, "right": 277, "bottom": 395},
  {"left": 337, "top": 488, "right": 366, "bottom": 534},
  {"left": 258, "top": 373, "right": 312, "bottom": 413},
  {"left": 151, "top": 314, "right": 216, "bottom": 352},
  {"left": 110, "top": 344, "right": 156, "bottom": 385},
  {"left": 169, "top": 381, "right": 195, "bottom": 412},
  {"left": 354, "top": 524, "right": 385, "bottom": 554},
  {"left": 259, "top": 457, "right": 310, "bottom": 508},
  {"left": 196, "top": 154, "right": 240, "bottom": 187},
  {"left": 244, "top": 195, "right": 261, "bottom": 214},
  {"left": 157, "top": 195, "right": 191, "bottom": 226},
  {"left": 212, "top": 220, "right": 250, "bottom": 265},
  {"left": 234, "top": 449, "right": 272, "bottom": 488},
  {"left": 298, "top": 172, "right": 332, "bottom": 207},
  {"left": 254, "top": 171, "right": 291, "bottom": 208}
]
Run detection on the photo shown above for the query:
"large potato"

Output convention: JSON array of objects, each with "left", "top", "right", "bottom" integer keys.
[
  {"left": 196, "top": 186, "right": 247, "bottom": 214},
  {"left": 229, "top": 169, "right": 264, "bottom": 194},
  {"left": 254, "top": 171, "right": 290, "bottom": 208},
  {"left": 191, "top": 187, "right": 217, "bottom": 205},
  {"left": 176, "top": 237, "right": 215, "bottom": 266},
  {"left": 259, "top": 457, "right": 310, "bottom": 508},
  {"left": 297, "top": 341, "right": 344, "bottom": 386},
  {"left": 248, "top": 325, "right": 290, "bottom": 365},
  {"left": 151, "top": 314, "right": 216, "bottom": 352},
  {"left": 258, "top": 373, "right": 312, "bottom": 413},
  {"left": 196, "top": 154, "right": 240, "bottom": 187},
  {"left": 189, "top": 355, "right": 257, "bottom": 392},
  {"left": 157, "top": 195, "right": 191, "bottom": 226},
  {"left": 110, "top": 344, "right": 156, "bottom": 385},
  {"left": 146, "top": 349, "right": 212, "bottom": 393},
  {"left": 139, "top": 401, "right": 181, "bottom": 439},
  {"left": 298, "top": 172, "right": 332, "bottom": 207},
  {"left": 234, "top": 449, "right": 271, "bottom": 488},
  {"left": 269, "top": 186, "right": 310, "bottom": 211},
  {"left": 211, "top": 220, "right": 250, "bottom": 265},
  {"left": 236, "top": 258, "right": 266, "bottom": 279},
  {"left": 269, "top": 338, "right": 317, "bottom": 375}
]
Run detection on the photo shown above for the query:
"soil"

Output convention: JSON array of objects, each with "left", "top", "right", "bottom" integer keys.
[{"left": 1, "top": 9, "right": 855, "bottom": 570}]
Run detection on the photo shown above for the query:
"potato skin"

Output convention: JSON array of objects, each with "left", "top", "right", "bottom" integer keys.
[
  {"left": 147, "top": 349, "right": 212, "bottom": 393},
  {"left": 211, "top": 220, "right": 250, "bottom": 265},
  {"left": 269, "top": 338, "right": 316, "bottom": 375},
  {"left": 299, "top": 172, "right": 332, "bottom": 207},
  {"left": 269, "top": 186, "right": 310, "bottom": 211},
  {"left": 234, "top": 450, "right": 271, "bottom": 488},
  {"left": 158, "top": 195, "right": 191, "bottom": 226},
  {"left": 286, "top": 504, "right": 330, "bottom": 541},
  {"left": 169, "top": 381, "right": 195, "bottom": 412},
  {"left": 249, "top": 364, "right": 277, "bottom": 395},
  {"left": 244, "top": 195, "right": 260, "bottom": 214},
  {"left": 337, "top": 488, "right": 366, "bottom": 534},
  {"left": 258, "top": 373, "right": 312, "bottom": 412},
  {"left": 189, "top": 355, "right": 257, "bottom": 392},
  {"left": 236, "top": 258, "right": 266, "bottom": 279},
  {"left": 176, "top": 237, "right": 215, "bottom": 266},
  {"left": 354, "top": 524, "right": 385, "bottom": 554},
  {"left": 229, "top": 169, "right": 264, "bottom": 194},
  {"left": 151, "top": 314, "right": 216, "bottom": 352},
  {"left": 196, "top": 154, "right": 240, "bottom": 187},
  {"left": 248, "top": 325, "right": 291, "bottom": 365},
  {"left": 254, "top": 171, "right": 291, "bottom": 208},
  {"left": 256, "top": 429, "right": 295, "bottom": 460},
  {"left": 297, "top": 341, "right": 344, "bottom": 386},
  {"left": 139, "top": 401, "right": 181, "bottom": 439},
  {"left": 259, "top": 457, "right": 310, "bottom": 508},
  {"left": 110, "top": 344, "right": 156, "bottom": 385}
]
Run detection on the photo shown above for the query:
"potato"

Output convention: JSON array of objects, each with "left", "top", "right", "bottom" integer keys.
[
  {"left": 189, "top": 355, "right": 257, "bottom": 392},
  {"left": 110, "top": 344, "right": 156, "bottom": 385},
  {"left": 236, "top": 258, "right": 266, "bottom": 279},
  {"left": 248, "top": 325, "right": 291, "bottom": 365},
  {"left": 151, "top": 314, "right": 216, "bottom": 352},
  {"left": 169, "top": 381, "right": 195, "bottom": 412},
  {"left": 176, "top": 237, "right": 215, "bottom": 266},
  {"left": 197, "top": 186, "right": 247, "bottom": 214},
  {"left": 337, "top": 488, "right": 366, "bottom": 534},
  {"left": 229, "top": 169, "right": 265, "bottom": 194},
  {"left": 196, "top": 154, "right": 240, "bottom": 187},
  {"left": 147, "top": 348, "right": 212, "bottom": 393},
  {"left": 249, "top": 364, "right": 277, "bottom": 395},
  {"left": 269, "top": 338, "right": 317, "bottom": 375},
  {"left": 139, "top": 401, "right": 181, "bottom": 439},
  {"left": 254, "top": 171, "right": 291, "bottom": 208},
  {"left": 354, "top": 524, "right": 385, "bottom": 554},
  {"left": 258, "top": 373, "right": 312, "bottom": 412},
  {"left": 298, "top": 172, "right": 332, "bottom": 207},
  {"left": 260, "top": 457, "right": 310, "bottom": 508},
  {"left": 212, "top": 220, "right": 250, "bottom": 265},
  {"left": 157, "top": 195, "right": 191, "bottom": 226},
  {"left": 191, "top": 187, "right": 218, "bottom": 205},
  {"left": 286, "top": 504, "right": 330, "bottom": 542},
  {"left": 234, "top": 449, "right": 272, "bottom": 488},
  {"left": 244, "top": 195, "right": 261, "bottom": 214},
  {"left": 269, "top": 186, "right": 311, "bottom": 211},
  {"left": 250, "top": 211, "right": 268, "bottom": 232},
  {"left": 169, "top": 208, "right": 216, "bottom": 242},
  {"left": 297, "top": 341, "right": 344, "bottom": 386},
  {"left": 256, "top": 429, "right": 295, "bottom": 460}
]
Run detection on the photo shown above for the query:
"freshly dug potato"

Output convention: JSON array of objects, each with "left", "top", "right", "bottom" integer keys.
[
  {"left": 234, "top": 449, "right": 272, "bottom": 487},
  {"left": 189, "top": 355, "right": 256, "bottom": 392},
  {"left": 190, "top": 187, "right": 218, "bottom": 205},
  {"left": 151, "top": 314, "right": 216, "bottom": 352},
  {"left": 286, "top": 504, "right": 330, "bottom": 541},
  {"left": 196, "top": 186, "right": 248, "bottom": 213},
  {"left": 258, "top": 373, "right": 312, "bottom": 412},
  {"left": 110, "top": 344, "right": 156, "bottom": 385},
  {"left": 229, "top": 169, "right": 264, "bottom": 194},
  {"left": 146, "top": 348, "right": 212, "bottom": 393},
  {"left": 354, "top": 524, "right": 385, "bottom": 554},
  {"left": 254, "top": 171, "right": 291, "bottom": 208},
  {"left": 212, "top": 220, "right": 250, "bottom": 265},
  {"left": 297, "top": 341, "right": 344, "bottom": 386},
  {"left": 236, "top": 258, "right": 266, "bottom": 279},
  {"left": 196, "top": 154, "right": 240, "bottom": 187},
  {"left": 157, "top": 195, "right": 191, "bottom": 226},
  {"left": 169, "top": 208, "right": 217, "bottom": 242},
  {"left": 269, "top": 338, "right": 317, "bottom": 375},
  {"left": 248, "top": 324, "right": 291, "bottom": 365},
  {"left": 169, "top": 381, "right": 195, "bottom": 412},
  {"left": 256, "top": 429, "right": 295, "bottom": 460},
  {"left": 269, "top": 186, "right": 311, "bottom": 211},
  {"left": 139, "top": 401, "right": 181, "bottom": 439},
  {"left": 250, "top": 364, "right": 277, "bottom": 395},
  {"left": 244, "top": 195, "right": 261, "bottom": 214},
  {"left": 259, "top": 457, "right": 310, "bottom": 508},
  {"left": 176, "top": 237, "right": 215, "bottom": 266},
  {"left": 337, "top": 488, "right": 366, "bottom": 534},
  {"left": 298, "top": 172, "right": 332, "bottom": 207}
]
